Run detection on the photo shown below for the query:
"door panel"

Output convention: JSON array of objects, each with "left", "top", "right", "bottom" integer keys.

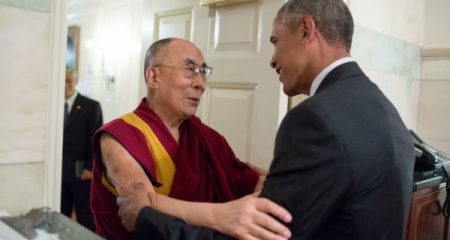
[
  {"left": 204, "top": 82, "right": 257, "bottom": 163},
  {"left": 210, "top": 3, "right": 259, "bottom": 55},
  {"left": 154, "top": 8, "right": 193, "bottom": 40}
]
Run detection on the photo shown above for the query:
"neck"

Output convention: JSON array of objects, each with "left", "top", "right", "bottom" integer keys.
[
  {"left": 65, "top": 91, "right": 76, "bottom": 100},
  {"left": 317, "top": 44, "right": 350, "bottom": 72},
  {"left": 146, "top": 98, "right": 184, "bottom": 142},
  {"left": 305, "top": 42, "right": 350, "bottom": 93}
]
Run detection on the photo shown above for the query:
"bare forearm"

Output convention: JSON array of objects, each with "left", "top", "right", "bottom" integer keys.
[
  {"left": 151, "top": 193, "right": 220, "bottom": 229},
  {"left": 247, "top": 162, "right": 268, "bottom": 176},
  {"left": 151, "top": 193, "right": 292, "bottom": 239},
  {"left": 254, "top": 175, "right": 266, "bottom": 192},
  {"left": 120, "top": 180, "right": 292, "bottom": 239}
]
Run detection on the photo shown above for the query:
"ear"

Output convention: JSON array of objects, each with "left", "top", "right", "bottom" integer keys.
[
  {"left": 299, "top": 16, "right": 316, "bottom": 41},
  {"left": 146, "top": 67, "right": 159, "bottom": 89}
]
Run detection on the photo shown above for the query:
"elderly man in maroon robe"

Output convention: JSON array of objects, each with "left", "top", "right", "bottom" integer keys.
[{"left": 90, "top": 38, "right": 291, "bottom": 240}]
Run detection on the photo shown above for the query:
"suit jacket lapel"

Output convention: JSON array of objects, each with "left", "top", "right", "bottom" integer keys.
[
  {"left": 65, "top": 95, "right": 83, "bottom": 130},
  {"left": 316, "top": 61, "right": 365, "bottom": 94}
]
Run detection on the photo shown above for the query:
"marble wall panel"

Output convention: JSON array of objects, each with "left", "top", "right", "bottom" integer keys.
[
  {"left": 352, "top": 26, "right": 421, "bottom": 79},
  {"left": 352, "top": 25, "right": 421, "bottom": 129},
  {"left": 364, "top": 69, "right": 419, "bottom": 129},
  {"left": 349, "top": 0, "right": 423, "bottom": 45},
  {"left": 0, "top": 6, "right": 49, "bottom": 164},
  {"left": 417, "top": 80, "right": 450, "bottom": 143},
  {"left": 418, "top": 50, "right": 450, "bottom": 154},
  {"left": 0, "top": 163, "right": 45, "bottom": 215},
  {"left": 0, "top": 0, "right": 49, "bottom": 13}
]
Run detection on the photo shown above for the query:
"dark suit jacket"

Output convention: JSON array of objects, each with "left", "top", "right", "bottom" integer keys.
[
  {"left": 62, "top": 93, "right": 103, "bottom": 183},
  {"left": 133, "top": 62, "right": 415, "bottom": 240}
]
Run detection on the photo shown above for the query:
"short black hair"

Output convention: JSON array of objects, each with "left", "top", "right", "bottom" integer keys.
[{"left": 277, "top": 0, "right": 354, "bottom": 51}]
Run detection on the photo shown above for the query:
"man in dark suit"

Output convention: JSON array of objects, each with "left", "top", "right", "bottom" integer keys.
[
  {"left": 61, "top": 68, "right": 103, "bottom": 231},
  {"left": 116, "top": 0, "right": 415, "bottom": 239}
]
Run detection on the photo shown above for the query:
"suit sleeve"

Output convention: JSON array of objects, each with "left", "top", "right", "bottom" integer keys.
[
  {"left": 260, "top": 103, "right": 351, "bottom": 239},
  {"left": 85, "top": 101, "right": 103, "bottom": 171},
  {"left": 135, "top": 207, "right": 232, "bottom": 240}
]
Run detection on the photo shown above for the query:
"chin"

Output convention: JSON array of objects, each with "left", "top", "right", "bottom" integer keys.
[
  {"left": 184, "top": 109, "right": 197, "bottom": 118},
  {"left": 283, "top": 87, "right": 296, "bottom": 97}
]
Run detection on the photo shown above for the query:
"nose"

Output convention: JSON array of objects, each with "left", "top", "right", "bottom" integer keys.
[
  {"left": 270, "top": 56, "right": 277, "bottom": 69},
  {"left": 192, "top": 74, "right": 206, "bottom": 93}
]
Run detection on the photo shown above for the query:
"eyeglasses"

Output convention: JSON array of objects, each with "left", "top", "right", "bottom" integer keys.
[{"left": 153, "top": 63, "right": 213, "bottom": 80}]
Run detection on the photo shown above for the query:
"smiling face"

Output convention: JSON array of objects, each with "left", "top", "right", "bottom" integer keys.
[
  {"left": 270, "top": 17, "right": 315, "bottom": 96},
  {"left": 147, "top": 39, "right": 207, "bottom": 122}
]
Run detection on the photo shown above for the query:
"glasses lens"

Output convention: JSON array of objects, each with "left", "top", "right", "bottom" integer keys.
[
  {"left": 184, "top": 64, "right": 197, "bottom": 78},
  {"left": 183, "top": 64, "right": 213, "bottom": 79},
  {"left": 203, "top": 67, "right": 213, "bottom": 78}
]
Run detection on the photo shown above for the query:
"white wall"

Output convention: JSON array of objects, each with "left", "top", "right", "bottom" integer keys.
[
  {"left": 348, "top": 0, "right": 423, "bottom": 130},
  {"left": 0, "top": 0, "right": 65, "bottom": 215},
  {"left": 416, "top": 0, "right": 450, "bottom": 154},
  {"left": 68, "top": 0, "right": 144, "bottom": 122},
  {"left": 423, "top": 0, "right": 450, "bottom": 48}
]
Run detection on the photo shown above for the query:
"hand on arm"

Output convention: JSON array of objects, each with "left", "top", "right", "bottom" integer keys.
[
  {"left": 118, "top": 185, "right": 292, "bottom": 239},
  {"left": 117, "top": 182, "right": 151, "bottom": 231},
  {"left": 100, "top": 133, "right": 202, "bottom": 230},
  {"left": 144, "top": 164, "right": 291, "bottom": 239},
  {"left": 103, "top": 133, "right": 292, "bottom": 239},
  {"left": 100, "top": 133, "right": 156, "bottom": 231}
]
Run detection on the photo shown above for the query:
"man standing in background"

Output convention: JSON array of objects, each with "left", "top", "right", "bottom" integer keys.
[{"left": 61, "top": 68, "right": 103, "bottom": 231}]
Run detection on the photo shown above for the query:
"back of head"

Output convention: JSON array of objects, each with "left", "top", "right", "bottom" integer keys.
[{"left": 277, "top": 0, "right": 354, "bottom": 51}]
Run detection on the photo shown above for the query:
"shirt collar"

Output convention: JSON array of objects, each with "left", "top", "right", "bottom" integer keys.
[
  {"left": 309, "top": 57, "right": 354, "bottom": 96},
  {"left": 66, "top": 91, "right": 78, "bottom": 113}
]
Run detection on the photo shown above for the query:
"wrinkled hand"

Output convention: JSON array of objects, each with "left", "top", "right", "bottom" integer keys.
[
  {"left": 117, "top": 182, "right": 151, "bottom": 231},
  {"left": 80, "top": 170, "right": 92, "bottom": 180},
  {"left": 215, "top": 193, "right": 292, "bottom": 240}
]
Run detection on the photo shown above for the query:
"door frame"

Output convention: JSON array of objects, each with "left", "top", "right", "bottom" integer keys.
[{"left": 45, "top": 0, "right": 68, "bottom": 211}]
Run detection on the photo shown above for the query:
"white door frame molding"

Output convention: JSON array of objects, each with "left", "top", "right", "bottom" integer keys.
[{"left": 44, "top": 0, "right": 67, "bottom": 211}]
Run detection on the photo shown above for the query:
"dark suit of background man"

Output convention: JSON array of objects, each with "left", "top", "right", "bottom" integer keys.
[
  {"left": 117, "top": 0, "right": 415, "bottom": 239},
  {"left": 61, "top": 68, "right": 103, "bottom": 231}
]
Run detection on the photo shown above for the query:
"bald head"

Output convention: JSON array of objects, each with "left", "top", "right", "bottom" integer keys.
[
  {"left": 144, "top": 38, "right": 173, "bottom": 82},
  {"left": 143, "top": 38, "right": 202, "bottom": 83}
]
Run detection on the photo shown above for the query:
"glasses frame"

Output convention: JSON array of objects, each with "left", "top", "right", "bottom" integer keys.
[{"left": 153, "top": 63, "right": 213, "bottom": 80}]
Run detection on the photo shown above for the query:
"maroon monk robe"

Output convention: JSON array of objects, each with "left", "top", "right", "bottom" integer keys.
[{"left": 90, "top": 99, "right": 259, "bottom": 240}]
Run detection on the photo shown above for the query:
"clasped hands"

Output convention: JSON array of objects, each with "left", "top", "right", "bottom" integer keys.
[{"left": 116, "top": 183, "right": 292, "bottom": 240}]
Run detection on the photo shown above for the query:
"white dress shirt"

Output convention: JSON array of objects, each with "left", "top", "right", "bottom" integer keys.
[
  {"left": 309, "top": 57, "right": 355, "bottom": 96},
  {"left": 65, "top": 92, "right": 78, "bottom": 114}
]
